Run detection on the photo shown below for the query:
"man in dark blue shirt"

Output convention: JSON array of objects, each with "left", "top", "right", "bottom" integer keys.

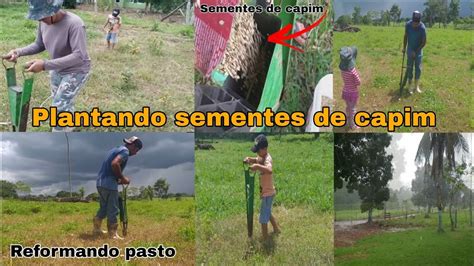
[
  {"left": 403, "top": 11, "right": 427, "bottom": 94},
  {"left": 93, "top": 136, "right": 143, "bottom": 239}
]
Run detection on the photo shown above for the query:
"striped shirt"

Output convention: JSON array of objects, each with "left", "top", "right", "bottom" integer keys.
[{"left": 341, "top": 68, "right": 361, "bottom": 93}]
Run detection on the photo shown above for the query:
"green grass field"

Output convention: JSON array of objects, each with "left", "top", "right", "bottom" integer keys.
[
  {"left": 336, "top": 210, "right": 473, "bottom": 265},
  {"left": 0, "top": 198, "right": 195, "bottom": 265},
  {"left": 333, "top": 25, "right": 472, "bottom": 132},
  {"left": 0, "top": 4, "right": 193, "bottom": 132},
  {"left": 195, "top": 133, "right": 334, "bottom": 265}
]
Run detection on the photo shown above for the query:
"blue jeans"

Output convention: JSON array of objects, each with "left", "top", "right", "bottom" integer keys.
[
  {"left": 106, "top": 32, "right": 118, "bottom": 44},
  {"left": 96, "top": 187, "right": 119, "bottom": 224},
  {"left": 259, "top": 195, "right": 274, "bottom": 224},
  {"left": 406, "top": 49, "right": 422, "bottom": 80}
]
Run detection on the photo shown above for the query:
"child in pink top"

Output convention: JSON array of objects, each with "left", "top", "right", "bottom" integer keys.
[{"left": 339, "top": 46, "right": 361, "bottom": 130}]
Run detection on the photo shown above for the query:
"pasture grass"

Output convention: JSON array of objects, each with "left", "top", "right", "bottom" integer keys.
[{"left": 1, "top": 198, "right": 195, "bottom": 265}]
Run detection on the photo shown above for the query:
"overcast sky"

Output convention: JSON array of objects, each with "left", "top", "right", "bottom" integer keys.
[
  {"left": 335, "top": 0, "right": 472, "bottom": 18},
  {"left": 387, "top": 133, "right": 473, "bottom": 190},
  {"left": 0, "top": 133, "right": 195, "bottom": 196}
]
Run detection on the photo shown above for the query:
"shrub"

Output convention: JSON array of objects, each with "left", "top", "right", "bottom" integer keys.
[
  {"left": 116, "top": 70, "right": 137, "bottom": 92},
  {"left": 149, "top": 38, "right": 163, "bottom": 56}
]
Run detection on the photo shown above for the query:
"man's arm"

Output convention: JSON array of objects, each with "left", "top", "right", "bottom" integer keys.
[
  {"left": 43, "top": 23, "right": 89, "bottom": 71},
  {"left": 104, "top": 19, "right": 109, "bottom": 29},
  {"left": 111, "top": 155, "right": 129, "bottom": 184},
  {"left": 417, "top": 35, "right": 426, "bottom": 54}
]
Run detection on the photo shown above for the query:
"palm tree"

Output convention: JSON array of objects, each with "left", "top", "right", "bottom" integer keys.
[{"left": 415, "top": 133, "right": 469, "bottom": 233}]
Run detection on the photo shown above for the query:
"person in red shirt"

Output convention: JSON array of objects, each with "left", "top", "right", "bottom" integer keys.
[{"left": 339, "top": 46, "right": 361, "bottom": 130}]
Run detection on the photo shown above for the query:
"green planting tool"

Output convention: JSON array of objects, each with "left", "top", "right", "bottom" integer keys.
[
  {"left": 243, "top": 162, "right": 256, "bottom": 237},
  {"left": 3, "top": 58, "right": 34, "bottom": 132},
  {"left": 119, "top": 184, "right": 129, "bottom": 237}
]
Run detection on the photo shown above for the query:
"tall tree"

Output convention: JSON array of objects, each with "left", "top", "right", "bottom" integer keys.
[
  {"left": 79, "top": 187, "right": 85, "bottom": 199},
  {"left": 412, "top": 164, "right": 449, "bottom": 217},
  {"left": 335, "top": 134, "right": 394, "bottom": 223},
  {"left": 352, "top": 6, "right": 362, "bottom": 25},
  {"left": 0, "top": 180, "right": 18, "bottom": 198},
  {"left": 145, "top": 186, "right": 154, "bottom": 200},
  {"left": 381, "top": 10, "right": 391, "bottom": 26},
  {"left": 415, "top": 133, "right": 469, "bottom": 232},
  {"left": 448, "top": 0, "right": 460, "bottom": 23},
  {"left": 424, "top": 0, "right": 449, "bottom": 27},
  {"left": 389, "top": 4, "right": 402, "bottom": 25},
  {"left": 154, "top": 178, "right": 170, "bottom": 198},
  {"left": 15, "top": 181, "right": 31, "bottom": 197},
  {"left": 445, "top": 164, "right": 467, "bottom": 231},
  {"left": 336, "top": 15, "right": 352, "bottom": 28}
]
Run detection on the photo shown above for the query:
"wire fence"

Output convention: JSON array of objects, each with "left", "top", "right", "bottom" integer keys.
[
  {"left": 336, "top": 202, "right": 428, "bottom": 222},
  {"left": 335, "top": 202, "right": 473, "bottom": 227}
]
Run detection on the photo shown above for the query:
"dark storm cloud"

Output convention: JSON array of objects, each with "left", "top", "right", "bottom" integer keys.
[{"left": 1, "top": 133, "right": 195, "bottom": 195}]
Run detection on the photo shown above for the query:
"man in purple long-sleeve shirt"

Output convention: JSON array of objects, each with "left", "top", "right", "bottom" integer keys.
[{"left": 5, "top": 0, "right": 91, "bottom": 132}]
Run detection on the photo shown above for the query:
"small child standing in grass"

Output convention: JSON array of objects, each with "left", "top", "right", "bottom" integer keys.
[
  {"left": 104, "top": 9, "right": 121, "bottom": 49},
  {"left": 339, "top": 46, "right": 361, "bottom": 130},
  {"left": 244, "top": 134, "right": 281, "bottom": 240}
]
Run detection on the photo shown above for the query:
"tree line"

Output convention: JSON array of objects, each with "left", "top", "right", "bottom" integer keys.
[
  {"left": 0, "top": 178, "right": 192, "bottom": 201},
  {"left": 336, "top": 0, "right": 471, "bottom": 28}
]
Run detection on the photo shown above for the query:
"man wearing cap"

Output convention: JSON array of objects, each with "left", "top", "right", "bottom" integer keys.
[
  {"left": 403, "top": 11, "right": 426, "bottom": 94},
  {"left": 4, "top": 0, "right": 91, "bottom": 132},
  {"left": 93, "top": 136, "right": 143, "bottom": 240},
  {"left": 244, "top": 134, "right": 281, "bottom": 240}
]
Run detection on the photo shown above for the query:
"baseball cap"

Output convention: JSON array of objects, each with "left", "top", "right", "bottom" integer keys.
[
  {"left": 412, "top": 11, "right": 421, "bottom": 22},
  {"left": 123, "top": 136, "right": 143, "bottom": 150},
  {"left": 112, "top": 9, "right": 120, "bottom": 17},
  {"left": 26, "top": 0, "right": 63, "bottom": 21},
  {"left": 251, "top": 134, "right": 268, "bottom": 153}
]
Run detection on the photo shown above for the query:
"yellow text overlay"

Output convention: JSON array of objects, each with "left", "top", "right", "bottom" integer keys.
[{"left": 30, "top": 107, "right": 436, "bottom": 131}]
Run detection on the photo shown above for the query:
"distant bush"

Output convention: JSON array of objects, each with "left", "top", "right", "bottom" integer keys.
[
  {"left": 30, "top": 206, "right": 41, "bottom": 214},
  {"left": 336, "top": 15, "right": 352, "bottom": 28},
  {"left": 3, "top": 208, "right": 16, "bottom": 215}
]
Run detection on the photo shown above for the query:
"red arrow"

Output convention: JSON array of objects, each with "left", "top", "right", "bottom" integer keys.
[{"left": 268, "top": 9, "right": 328, "bottom": 53}]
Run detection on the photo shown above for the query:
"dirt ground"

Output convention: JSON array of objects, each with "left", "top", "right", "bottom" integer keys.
[
  {"left": 335, "top": 222, "right": 385, "bottom": 248},
  {"left": 335, "top": 221, "right": 417, "bottom": 248}
]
